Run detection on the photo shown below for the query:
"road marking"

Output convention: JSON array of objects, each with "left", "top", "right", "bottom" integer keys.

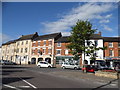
[
  {"left": 3, "top": 84, "right": 21, "bottom": 90},
  {"left": 18, "top": 86, "right": 30, "bottom": 88},
  {"left": 19, "top": 78, "right": 37, "bottom": 89}
]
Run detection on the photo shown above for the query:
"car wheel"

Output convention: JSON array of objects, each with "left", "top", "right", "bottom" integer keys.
[
  {"left": 74, "top": 67, "right": 77, "bottom": 70},
  {"left": 38, "top": 65, "right": 41, "bottom": 68},
  {"left": 48, "top": 66, "right": 51, "bottom": 68},
  {"left": 62, "top": 66, "right": 65, "bottom": 69}
]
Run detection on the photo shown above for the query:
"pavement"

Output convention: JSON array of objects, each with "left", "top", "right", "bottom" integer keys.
[{"left": 1, "top": 65, "right": 119, "bottom": 89}]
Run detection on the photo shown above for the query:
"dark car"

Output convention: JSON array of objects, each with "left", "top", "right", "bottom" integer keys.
[
  {"left": 82, "top": 65, "right": 95, "bottom": 73},
  {"left": 0, "top": 60, "right": 17, "bottom": 65}
]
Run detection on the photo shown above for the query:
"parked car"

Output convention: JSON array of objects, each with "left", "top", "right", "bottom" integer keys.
[
  {"left": 0, "top": 60, "right": 17, "bottom": 65},
  {"left": 114, "top": 64, "right": 120, "bottom": 72},
  {"left": 61, "top": 62, "right": 80, "bottom": 70},
  {"left": 37, "top": 61, "right": 52, "bottom": 68},
  {"left": 94, "top": 60, "right": 108, "bottom": 70},
  {"left": 82, "top": 65, "right": 95, "bottom": 73}
]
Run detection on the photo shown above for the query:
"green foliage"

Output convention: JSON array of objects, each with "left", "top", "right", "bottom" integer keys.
[
  {"left": 67, "top": 20, "right": 96, "bottom": 59},
  {"left": 67, "top": 20, "right": 107, "bottom": 62}
]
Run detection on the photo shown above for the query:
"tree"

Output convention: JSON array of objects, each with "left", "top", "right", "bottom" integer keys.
[
  {"left": 67, "top": 20, "right": 96, "bottom": 61},
  {"left": 67, "top": 20, "right": 106, "bottom": 64}
]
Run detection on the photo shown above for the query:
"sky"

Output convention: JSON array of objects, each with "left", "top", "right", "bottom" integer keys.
[{"left": 2, "top": 2, "right": 119, "bottom": 44}]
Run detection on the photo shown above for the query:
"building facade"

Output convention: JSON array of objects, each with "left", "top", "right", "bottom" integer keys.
[
  {"left": 103, "top": 37, "right": 120, "bottom": 68},
  {"left": 31, "top": 32, "right": 62, "bottom": 66},
  {"left": 1, "top": 32, "right": 38, "bottom": 64},
  {"left": 1, "top": 31, "right": 120, "bottom": 66},
  {"left": 1, "top": 40, "right": 16, "bottom": 61},
  {"left": 82, "top": 34, "right": 104, "bottom": 65},
  {"left": 54, "top": 36, "right": 74, "bottom": 65},
  {"left": 104, "top": 37, "right": 120, "bottom": 58}
]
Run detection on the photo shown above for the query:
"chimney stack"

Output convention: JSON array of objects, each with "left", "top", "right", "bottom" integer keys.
[{"left": 98, "top": 31, "right": 101, "bottom": 36}]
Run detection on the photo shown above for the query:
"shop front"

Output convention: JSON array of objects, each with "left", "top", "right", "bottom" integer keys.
[{"left": 56, "top": 56, "right": 74, "bottom": 65}]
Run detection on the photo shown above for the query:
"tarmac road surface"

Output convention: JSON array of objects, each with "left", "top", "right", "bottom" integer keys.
[{"left": 1, "top": 65, "right": 119, "bottom": 89}]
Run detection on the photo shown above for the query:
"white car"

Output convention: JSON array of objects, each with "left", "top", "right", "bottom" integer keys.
[
  {"left": 61, "top": 62, "right": 80, "bottom": 70},
  {"left": 37, "top": 61, "right": 52, "bottom": 68}
]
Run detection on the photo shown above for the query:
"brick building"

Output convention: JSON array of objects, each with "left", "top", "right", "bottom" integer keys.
[
  {"left": 31, "top": 32, "right": 62, "bottom": 65},
  {"left": 104, "top": 37, "right": 120, "bottom": 58},
  {"left": 54, "top": 36, "right": 75, "bottom": 65},
  {"left": 103, "top": 37, "right": 120, "bottom": 68}
]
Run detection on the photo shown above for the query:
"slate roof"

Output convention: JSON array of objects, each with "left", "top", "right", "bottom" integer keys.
[
  {"left": 90, "top": 34, "right": 102, "bottom": 39},
  {"left": 2, "top": 39, "right": 18, "bottom": 45},
  {"left": 33, "top": 32, "right": 62, "bottom": 41},
  {"left": 55, "top": 34, "right": 102, "bottom": 43},
  {"left": 2, "top": 32, "right": 38, "bottom": 45},
  {"left": 18, "top": 32, "right": 38, "bottom": 40},
  {"left": 103, "top": 37, "right": 120, "bottom": 42},
  {"left": 55, "top": 36, "right": 70, "bottom": 43}
]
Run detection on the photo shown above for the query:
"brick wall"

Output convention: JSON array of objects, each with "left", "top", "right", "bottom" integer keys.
[{"left": 104, "top": 42, "right": 120, "bottom": 57}]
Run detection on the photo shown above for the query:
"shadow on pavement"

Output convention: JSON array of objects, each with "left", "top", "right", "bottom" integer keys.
[
  {"left": 1, "top": 65, "right": 29, "bottom": 76},
  {"left": 2, "top": 65, "right": 30, "bottom": 69},
  {"left": 2, "top": 77, "right": 34, "bottom": 84},
  {"left": 2, "top": 70, "right": 23, "bottom": 75}
]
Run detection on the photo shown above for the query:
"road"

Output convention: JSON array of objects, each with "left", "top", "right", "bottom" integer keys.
[{"left": 1, "top": 65, "right": 119, "bottom": 89}]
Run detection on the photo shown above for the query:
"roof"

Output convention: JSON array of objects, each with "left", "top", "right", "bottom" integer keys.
[
  {"left": 90, "top": 34, "right": 102, "bottom": 39},
  {"left": 18, "top": 32, "right": 38, "bottom": 40},
  {"left": 55, "top": 36, "right": 70, "bottom": 43},
  {"left": 2, "top": 39, "right": 18, "bottom": 45},
  {"left": 33, "top": 32, "right": 61, "bottom": 41},
  {"left": 55, "top": 34, "right": 102, "bottom": 43},
  {"left": 103, "top": 37, "right": 120, "bottom": 42},
  {"left": 2, "top": 32, "right": 38, "bottom": 46}
]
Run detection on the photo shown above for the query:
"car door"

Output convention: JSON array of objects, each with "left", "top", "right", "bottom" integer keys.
[
  {"left": 43, "top": 62, "right": 48, "bottom": 67},
  {"left": 69, "top": 63, "right": 75, "bottom": 69},
  {"left": 64, "top": 63, "right": 70, "bottom": 68},
  {"left": 40, "top": 62, "right": 44, "bottom": 67}
]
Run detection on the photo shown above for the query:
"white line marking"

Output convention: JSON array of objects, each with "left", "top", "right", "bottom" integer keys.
[
  {"left": 3, "top": 84, "right": 21, "bottom": 90},
  {"left": 19, "top": 78, "right": 37, "bottom": 89},
  {"left": 18, "top": 86, "right": 30, "bottom": 88}
]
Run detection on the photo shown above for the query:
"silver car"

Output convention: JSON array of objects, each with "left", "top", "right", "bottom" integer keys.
[{"left": 61, "top": 62, "right": 80, "bottom": 70}]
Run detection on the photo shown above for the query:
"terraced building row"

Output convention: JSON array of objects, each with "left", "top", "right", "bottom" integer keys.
[{"left": 1, "top": 32, "right": 120, "bottom": 66}]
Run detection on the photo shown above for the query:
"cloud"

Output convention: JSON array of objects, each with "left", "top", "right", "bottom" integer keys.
[
  {"left": 105, "top": 14, "right": 112, "bottom": 18},
  {"left": 41, "top": 3, "right": 115, "bottom": 35},
  {"left": 103, "top": 25, "right": 112, "bottom": 31},
  {"left": 0, "top": 33, "right": 12, "bottom": 45},
  {"left": 99, "top": 19, "right": 110, "bottom": 23}
]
